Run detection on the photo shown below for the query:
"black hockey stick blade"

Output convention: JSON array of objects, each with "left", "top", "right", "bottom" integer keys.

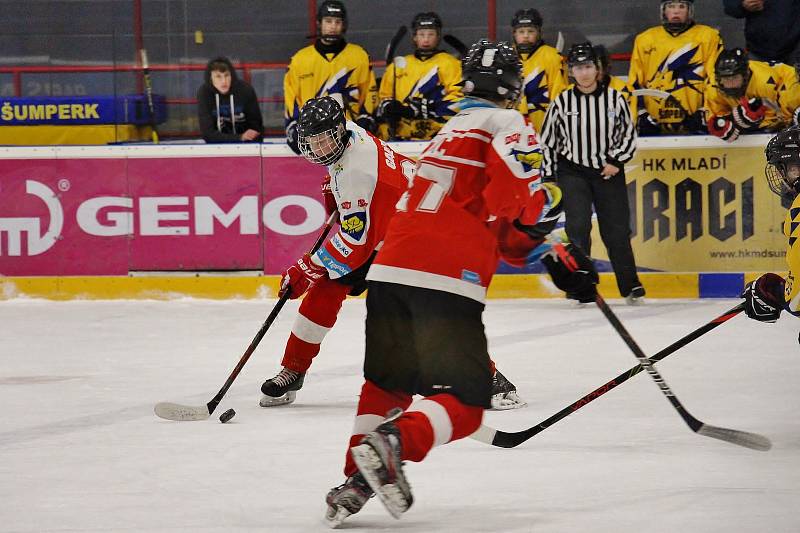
[
  {"left": 154, "top": 212, "right": 338, "bottom": 422},
  {"left": 385, "top": 25, "right": 408, "bottom": 64},
  {"left": 594, "top": 294, "right": 770, "bottom": 452},
  {"left": 471, "top": 303, "right": 745, "bottom": 448},
  {"left": 443, "top": 34, "right": 468, "bottom": 57}
]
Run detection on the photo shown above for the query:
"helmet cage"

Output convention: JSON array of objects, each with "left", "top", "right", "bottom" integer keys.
[
  {"left": 765, "top": 127, "right": 800, "bottom": 198},
  {"left": 661, "top": 1, "right": 694, "bottom": 34},
  {"left": 299, "top": 122, "right": 347, "bottom": 166}
]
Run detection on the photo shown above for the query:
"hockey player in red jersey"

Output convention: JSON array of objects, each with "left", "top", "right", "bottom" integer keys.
[
  {"left": 324, "top": 40, "right": 598, "bottom": 527},
  {"left": 261, "top": 96, "right": 529, "bottom": 411}
]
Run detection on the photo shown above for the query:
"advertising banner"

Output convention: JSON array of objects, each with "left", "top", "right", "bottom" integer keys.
[{"left": 0, "top": 95, "right": 167, "bottom": 126}]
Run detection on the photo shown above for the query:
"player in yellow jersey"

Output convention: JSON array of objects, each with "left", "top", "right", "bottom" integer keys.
[
  {"left": 284, "top": 0, "right": 377, "bottom": 153},
  {"left": 594, "top": 44, "right": 637, "bottom": 118},
  {"left": 629, "top": 0, "right": 723, "bottom": 135},
  {"left": 740, "top": 126, "right": 800, "bottom": 339},
  {"left": 706, "top": 48, "right": 792, "bottom": 141},
  {"left": 779, "top": 56, "right": 800, "bottom": 128},
  {"left": 511, "top": 8, "right": 568, "bottom": 132},
  {"left": 376, "top": 12, "right": 462, "bottom": 141}
]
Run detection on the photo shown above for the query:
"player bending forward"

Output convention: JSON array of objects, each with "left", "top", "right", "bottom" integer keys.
[
  {"left": 261, "top": 96, "right": 528, "bottom": 410},
  {"left": 324, "top": 40, "right": 598, "bottom": 528},
  {"left": 740, "top": 126, "right": 800, "bottom": 331}
]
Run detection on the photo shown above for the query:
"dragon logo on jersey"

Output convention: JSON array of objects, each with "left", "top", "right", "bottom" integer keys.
[
  {"left": 511, "top": 148, "right": 543, "bottom": 173},
  {"left": 523, "top": 69, "right": 549, "bottom": 112},
  {"left": 316, "top": 67, "right": 358, "bottom": 106},
  {"left": 650, "top": 44, "right": 704, "bottom": 92},
  {"left": 340, "top": 211, "right": 367, "bottom": 242}
]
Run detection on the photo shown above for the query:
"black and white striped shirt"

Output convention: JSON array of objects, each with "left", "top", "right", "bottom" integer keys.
[{"left": 538, "top": 84, "right": 636, "bottom": 176}]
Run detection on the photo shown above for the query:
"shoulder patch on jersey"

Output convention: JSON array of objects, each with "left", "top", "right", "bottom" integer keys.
[
  {"left": 511, "top": 148, "right": 543, "bottom": 173},
  {"left": 341, "top": 211, "right": 367, "bottom": 241}
]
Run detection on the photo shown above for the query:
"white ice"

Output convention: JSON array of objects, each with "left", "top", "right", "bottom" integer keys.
[{"left": 0, "top": 297, "right": 798, "bottom": 533}]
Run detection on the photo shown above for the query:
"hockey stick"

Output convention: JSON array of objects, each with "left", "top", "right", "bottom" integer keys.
[
  {"left": 442, "top": 34, "right": 468, "bottom": 57},
  {"left": 139, "top": 49, "right": 159, "bottom": 144},
  {"left": 154, "top": 211, "right": 338, "bottom": 421},
  {"left": 471, "top": 303, "right": 746, "bottom": 448},
  {"left": 593, "top": 294, "right": 770, "bottom": 451},
  {"left": 385, "top": 25, "right": 407, "bottom": 141}
]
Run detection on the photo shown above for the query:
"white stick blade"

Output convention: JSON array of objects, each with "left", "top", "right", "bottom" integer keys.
[
  {"left": 468, "top": 424, "right": 497, "bottom": 445},
  {"left": 697, "top": 424, "right": 772, "bottom": 451},
  {"left": 154, "top": 402, "right": 210, "bottom": 421}
]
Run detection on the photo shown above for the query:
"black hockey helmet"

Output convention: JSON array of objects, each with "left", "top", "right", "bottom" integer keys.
[
  {"left": 660, "top": 0, "right": 694, "bottom": 35},
  {"left": 765, "top": 126, "right": 800, "bottom": 198},
  {"left": 460, "top": 39, "right": 523, "bottom": 104},
  {"left": 297, "top": 96, "right": 349, "bottom": 166},
  {"left": 567, "top": 42, "right": 599, "bottom": 69},
  {"left": 412, "top": 12, "right": 442, "bottom": 33},
  {"left": 593, "top": 45, "right": 610, "bottom": 71},
  {"left": 511, "top": 8, "right": 543, "bottom": 29},
  {"left": 715, "top": 48, "right": 750, "bottom": 98},
  {"left": 317, "top": 0, "right": 347, "bottom": 23}
]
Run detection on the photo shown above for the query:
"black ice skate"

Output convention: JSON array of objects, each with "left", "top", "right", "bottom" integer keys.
[
  {"left": 490, "top": 370, "right": 527, "bottom": 410},
  {"left": 625, "top": 285, "right": 646, "bottom": 306},
  {"left": 324, "top": 472, "right": 374, "bottom": 528},
  {"left": 350, "top": 418, "right": 413, "bottom": 519},
  {"left": 259, "top": 367, "right": 305, "bottom": 407}
]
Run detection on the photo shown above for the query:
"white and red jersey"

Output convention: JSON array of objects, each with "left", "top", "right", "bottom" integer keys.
[
  {"left": 367, "top": 98, "right": 546, "bottom": 302},
  {"left": 311, "top": 122, "right": 411, "bottom": 279}
]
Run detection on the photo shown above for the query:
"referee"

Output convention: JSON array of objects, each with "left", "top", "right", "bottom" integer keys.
[{"left": 539, "top": 42, "right": 644, "bottom": 304}]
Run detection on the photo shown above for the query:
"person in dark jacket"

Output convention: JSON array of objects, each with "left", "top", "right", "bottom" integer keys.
[
  {"left": 723, "top": 0, "right": 800, "bottom": 63},
  {"left": 196, "top": 57, "right": 264, "bottom": 143}
]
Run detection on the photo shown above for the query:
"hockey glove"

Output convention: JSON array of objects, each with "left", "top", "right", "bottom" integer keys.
[
  {"left": 514, "top": 182, "right": 563, "bottom": 240},
  {"left": 377, "top": 99, "right": 414, "bottom": 120},
  {"left": 740, "top": 272, "right": 785, "bottom": 323},
  {"left": 636, "top": 112, "right": 660, "bottom": 136},
  {"left": 541, "top": 243, "right": 599, "bottom": 301},
  {"left": 279, "top": 253, "right": 327, "bottom": 299},
  {"left": 732, "top": 97, "right": 766, "bottom": 130},
  {"left": 286, "top": 121, "right": 301, "bottom": 155},
  {"left": 683, "top": 110, "right": 708, "bottom": 134},
  {"left": 406, "top": 97, "right": 433, "bottom": 119},
  {"left": 707, "top": 115, "right": 740, "bottom": 142},
  {"left": 355, "top": 114, "right": 377, "bottom": 134},
  {"left": 321, "top": 174, "right": 337, "bottom": 216}
]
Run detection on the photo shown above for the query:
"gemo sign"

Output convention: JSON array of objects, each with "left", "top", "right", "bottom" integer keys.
[{"left": 0, "top": 180, "right": 326, "bottom": 257}]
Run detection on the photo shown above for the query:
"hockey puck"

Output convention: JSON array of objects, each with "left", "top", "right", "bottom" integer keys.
[{"left": 219, "top": 408, "right": 236, "bottom": 423}]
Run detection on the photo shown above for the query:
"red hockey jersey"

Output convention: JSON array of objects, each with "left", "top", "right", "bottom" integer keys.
[
  {"left": 367, "top": 99, "right": 545, "bottom": 302},
  {"left": 311, "top": 122, "right": 411, "bottom": 278}
]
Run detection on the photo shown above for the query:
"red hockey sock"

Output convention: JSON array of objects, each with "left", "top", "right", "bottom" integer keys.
[
  {"left": 395, "top": 394, "right": 483, "bottom": 463},
  {"left": 343, "top": 380, "right": 412, "bottom": 477},
  {"left": 281, "top": 278, "right": 350, "bottom": 372}
]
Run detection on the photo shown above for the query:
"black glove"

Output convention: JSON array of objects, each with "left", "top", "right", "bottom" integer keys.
[
  {"left": 406, "top": 97, "right": 433, "bottom": 119},
  {"left": 636, "top": 112, "right": 660, "bottom": 136},
  {"left": 286, "top": 121, "right": 301, "bottom": 155},
  {"left": 377, "top": 99, "right": 414, "bottom": 120},
  {"left": 541, "top": 243, "right": 599, "bottom": 302},
  {"left": 683, "top": 110, "right": 707, "bottom": 134},
  {"left": 740, "top": 273, "right": 785, "bottom": 323},
  {"left": 355, "top": 114, "right": 377, "bottom": 134}
]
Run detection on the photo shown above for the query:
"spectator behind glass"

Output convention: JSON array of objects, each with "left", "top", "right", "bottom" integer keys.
[
  {"left": 723, "top": 0, "right": 800, "bottom": 63},
  {"left": 196, "top": 57, "right": 263, "bottom": 143}
]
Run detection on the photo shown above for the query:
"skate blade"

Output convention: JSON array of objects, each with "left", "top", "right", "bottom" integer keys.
[
  {"left": 324, "top": 504, "right": 351, "bottom": 529},
  {"left": 258, "top": 391, "right": 297, "bottom": 407},
  {"left": 350, "top": 444, "right": 408, "bottom": 519}
]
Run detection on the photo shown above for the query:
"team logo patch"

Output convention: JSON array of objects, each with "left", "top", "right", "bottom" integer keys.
[
  {"left": 341, "top": 211, "right": 367, "bottom": 241},
  {"left": 461, "top": 269, "right": 481, "bottom": 285},
  {"left": 511, "top": 149, "right": 543, "bottom": 173},
  {"left": 331, "top": 233, "right": 352, "bottom": 257},
  {"left": 358, "top": 198, "right": 368, "bottom": 208}
]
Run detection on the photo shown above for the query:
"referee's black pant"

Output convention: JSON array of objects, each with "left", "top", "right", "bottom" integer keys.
[{"left": 557, "top": 159, "right": 642, "bottom": 297}]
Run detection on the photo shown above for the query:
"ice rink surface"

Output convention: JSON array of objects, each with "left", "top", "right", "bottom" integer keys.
[{"left": 1, "top": 297, "right": 798, "bottom": 533}]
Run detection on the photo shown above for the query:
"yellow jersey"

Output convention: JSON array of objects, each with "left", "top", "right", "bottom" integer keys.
[
  {"left": 377, "top": 51, "right": 462, "bottom": 141},
  {"left": 705, "top": 60, "right": 791, "bottom": 131},
  {"left": 284, "top": 41, "right": 377, "bottom": 125},
  {"left": 517, "top": 43, "right": 568, "bottom": 132},
  {"left": 777, "top": 65, "right": 800, "bottom": 122},
  {"left": 629, "top": 24, "right": 723, "bottom": 122},
  {"left": 783, "top": 193, "right": 800, "bottom": 314}
]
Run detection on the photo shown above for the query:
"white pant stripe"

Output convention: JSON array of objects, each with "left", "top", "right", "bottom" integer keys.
[
  {"left": 351, "top": 414, "right": 384, "bottom": 437},
  {"left": 291, "top": 313, "right": 331, "bottom": 344},
  {"left": 407, "top": 399, "right": 453, "bottom": 447}
]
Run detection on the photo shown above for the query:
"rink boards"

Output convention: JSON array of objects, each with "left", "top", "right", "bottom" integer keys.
[{"left": 0, "top": 135, "right": 787, "bottom": 299}]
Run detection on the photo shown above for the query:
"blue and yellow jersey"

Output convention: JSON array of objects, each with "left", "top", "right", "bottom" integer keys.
[
  {"left": 377, "top": 51, "right": 462, "bottom": 141},
  {"left": 783, "top": 193, "right": 800, "bottom": 314},
  {"left": 284, "top": 42, "right": 377, "bottom": 125},
  {"left": 777, "top": 64, "right": 800, "bottom": 122},
  {"left": 517, "top": 44, "right": 568, "bottom": 132},
  {"left": 629, "top": 24, "right": 723, "bottom": 121},
  {"left": 705, "top": 60, "right": 791, "bottom": 131}
]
